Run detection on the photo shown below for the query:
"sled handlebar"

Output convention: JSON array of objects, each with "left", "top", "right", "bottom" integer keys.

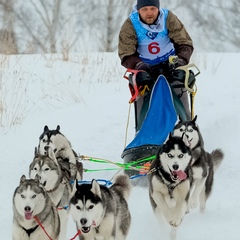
[{"left": 176, "top": 63, "right": 200, "bottom": 93}]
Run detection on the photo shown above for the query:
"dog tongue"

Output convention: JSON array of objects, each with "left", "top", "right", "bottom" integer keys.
[
  {"left": 173, "top": 170, "right": 187, "bottom": 180},
  {"left": 25, "top": 212, "right": 33, "bottom": 220}
]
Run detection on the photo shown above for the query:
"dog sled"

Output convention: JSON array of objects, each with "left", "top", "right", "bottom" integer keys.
[{"left": 121, "top": 57, "right": 200, "bottom": 185}]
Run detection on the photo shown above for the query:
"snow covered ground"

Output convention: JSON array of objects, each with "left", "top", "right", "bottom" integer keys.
[{"left": 0, "top": 52, "right": 239, "bottom": 239}]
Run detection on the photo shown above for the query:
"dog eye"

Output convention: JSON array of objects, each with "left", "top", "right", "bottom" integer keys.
[
  {"left": 21, "top": 194, "right": 25, "bottom": 198},
  {"left": 178, "top": 154, "right": 184, "bottom": 158},
  {"left": 42, "top": 139, "right": 46, "bottom": 142},
  {"left": 76, "top": 206, "right": 81, "bottom": 210},
  {"left": 167, "top": 153, "right": 173, "bottom": 158},
  {"left": 32, "top": 194, "right": 36, "bottom": 198},
  {"left": 88, "top": 205, "right": 94, "bottom": 210},
  {"left": 34, "top": 167, "right": 38, "bottom": 170},
  {"left": 45, "top": 168, "right": 50, "bottom": 171}
]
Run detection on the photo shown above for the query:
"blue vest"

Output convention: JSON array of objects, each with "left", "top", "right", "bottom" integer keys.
[{"left": 130, "top": 8, "right": 175, "bottom": 65}]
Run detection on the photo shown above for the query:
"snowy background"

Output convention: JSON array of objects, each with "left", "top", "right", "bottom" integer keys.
[{"left": 0, "top": 52, "right": 239, "bottom": 239}]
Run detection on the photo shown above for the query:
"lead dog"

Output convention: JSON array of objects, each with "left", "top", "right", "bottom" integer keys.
[
  {"left": 149, "top": 134, "right": 193, "bottom": 240},
  {"left": 70, "top": 174, "right": 132, "bottom": 240},
  {"left": 12, "top": 175, "right": 60, "bottom": 240}
]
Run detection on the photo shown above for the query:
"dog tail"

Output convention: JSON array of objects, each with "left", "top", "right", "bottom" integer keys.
[
  {"left": 112, "top": 174, "right": 132, "bottom": 201},
  {"left": 211, "top": 148, "right": 224, "bottom": 172}
]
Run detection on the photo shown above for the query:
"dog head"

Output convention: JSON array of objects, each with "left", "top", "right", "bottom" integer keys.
[
  {"left": 13, "top": 175, "right": 47, "bottom": 220},
  {"left": 159, "top": 133, "right": 192, "bottom": 181},
  {"left": 29, "top": 147, "right": 62, "bottom": 191},
  {"left": 38, "top": 125, "right": 70, "bottom": 155},
  {"left": 173, "top": 115, "right": 202, "bottom": 149},
  {"left": 70, "top": 180, "right": 105, "bottom": 234}
]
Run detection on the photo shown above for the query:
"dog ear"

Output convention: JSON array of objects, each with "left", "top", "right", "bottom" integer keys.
[
  {"left": 34, "top": 147, "right": 38, "bottom": 157},
  {"left": 69, "top": 179, "right": 78, "bottom": 199},
  {"left": 56, "top": 125, "right": 60, "bottom": 131},
  {"left": 192, "top": 115, "right": 197, "bottom": 123},
  {"left": 20, "top": 175, "right": 26, "bottom": 184},
  {"left": 178, "top": 114, "right": 183, "bottom": 123},
  {"left": 168, "top": 132, "right": 173, "bottom": 141},
  {"left": 44, "top": 125, "right": 49, "bottom": 132},
  {"left": 34, "top": 174, "right": 40, "bottom": 183},
  {"left": 91, "top": 179, "right": 102, "bottom": 199}
]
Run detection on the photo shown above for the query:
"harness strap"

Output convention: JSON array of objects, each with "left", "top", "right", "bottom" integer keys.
[
  {"left": 70, "top": 229, "right": 82, "bottom": 240},
  {"left": 34, "top": 216, "right": 53, "bottom": 240},
  {"left": 22, "top": 225, "right": 39, "bottom": 236}
]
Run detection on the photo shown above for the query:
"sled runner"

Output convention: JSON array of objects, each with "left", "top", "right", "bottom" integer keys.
[{"left": 121, "top": 60, "right": 200, "bottom": 185}]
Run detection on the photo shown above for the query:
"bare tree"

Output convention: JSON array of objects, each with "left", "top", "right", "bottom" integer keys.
[
  {"left": 187, "top": 0, "right": 240, "bottom": 51},
  {"left": 0, "top": 0, "right": 18, "bottom": 54},
  {"left": 0, "top": 0, "right": 66, "bottom": 53},
  {"left": 0, "top": 0, "right": 238, "bottom": 54}
]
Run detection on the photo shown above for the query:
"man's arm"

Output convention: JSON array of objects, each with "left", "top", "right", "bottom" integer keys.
[
  {"left": 167, "top": 11, "right": 194, "bottom": 64},
  {"left": 118, "top": 18, "right": 142, "bottom": 69}
]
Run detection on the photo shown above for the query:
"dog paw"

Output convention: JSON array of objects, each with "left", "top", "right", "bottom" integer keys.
[
  {"left": 168, "top": 215, "right": 182, "bottom": 227},
  {"left": 169, "top": 218, "right": 181, "bottom": 227}
]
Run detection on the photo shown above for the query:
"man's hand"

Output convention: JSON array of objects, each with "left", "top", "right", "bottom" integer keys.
[
  {"left": 176, "top": 58, "right": 187, "bottom": 67},
  {"left": 135, "top": 61, "right": 151, "bottom": 72}
]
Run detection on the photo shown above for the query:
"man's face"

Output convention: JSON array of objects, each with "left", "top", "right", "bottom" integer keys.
[{"left": 138, "top": 6, "right": 159, "bottom": 25}]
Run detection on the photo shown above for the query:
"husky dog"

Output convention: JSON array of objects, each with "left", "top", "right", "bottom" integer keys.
[
  {"left": 173, "top": 115, "right": 224, "bottom": 212},
  {"left": 29, "top": 146, "right": 71, "bottom": 240},
  {"left": 149, "top": 134, "right": 193, "bottom": 240},
  {"left": 38, "top": 125, "right": 83, "bottom": 181},
  {"left": 70, "top": 174, "right": 132, "bottom": 240},
  {"left": 12, "top": 175, "right": 60, "bottom": 240}
]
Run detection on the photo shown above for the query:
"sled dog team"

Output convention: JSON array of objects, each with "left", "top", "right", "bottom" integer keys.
[{"left": 12, "top": 117, "right": 224, "bottom": 240}]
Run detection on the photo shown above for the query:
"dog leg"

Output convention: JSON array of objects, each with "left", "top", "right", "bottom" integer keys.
[
  {"left": 58, "top": 210, "right": 69, "bottom": 240},
  {"left": 169, "top": 200, "right": 187, "bottom": 227},
  {"left": 199, "top": 187, "right": 207, "bottom": 213},
  {"left": 189, "top": 177, "right": 207, "bottom": 209}
]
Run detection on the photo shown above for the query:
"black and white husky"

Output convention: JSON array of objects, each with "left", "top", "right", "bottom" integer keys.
[
  {"left": 29, "top": 146, "right": 71, "bottom": 240},
  {"left": 173, "top": 115, "right": 224, "bottom": 213},
  {"left": 12, "top": 175, "right": 60, "bottom": 240},
  {"left": 38, "top": 125, "right": 83, "bottom": 181},
  {"left": 149, "top": 134, "right": 193, "bottom": 240},
  {"left": 70, "top": 174, "right": 132, "bottom": 240}
]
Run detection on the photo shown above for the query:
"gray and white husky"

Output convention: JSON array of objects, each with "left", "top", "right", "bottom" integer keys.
[
  {"left": 29, "top": 146, "right": 71, "bottom": 240},
  {"left": 38, "top": 125, "right": 83, "bottom": 181},
  {"left": 70, "top": 174, "right": 132, "bottom": 240},
  {"left": 173, "top": 115, "right": 224, "bottom": 213},
  {"left": 149, "top": 134, "right": 193, "bottom": 240},
  {"left": 12, "top": 175, "right": 60, "bottom": 240}
]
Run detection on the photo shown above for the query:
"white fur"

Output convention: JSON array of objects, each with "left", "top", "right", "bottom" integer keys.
[{"left": 29, "top": 148, "right": 71, "bottom": 240}]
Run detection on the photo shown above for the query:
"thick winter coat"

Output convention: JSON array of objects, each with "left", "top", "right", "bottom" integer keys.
[{"left": 118, "top": 10, "right": 193, "bottom": 69}]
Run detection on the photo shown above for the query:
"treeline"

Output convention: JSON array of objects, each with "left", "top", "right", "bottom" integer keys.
[{"left": 0, "top": 0, "right": 238, "bottom": 54}]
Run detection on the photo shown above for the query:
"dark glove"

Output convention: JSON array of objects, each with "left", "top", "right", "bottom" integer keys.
[
  {"left": 176, "top": 58, "right": 187, "bottom": 67},
  {"left": 135, "top": 61, "right": 151, "bottom": 72}
]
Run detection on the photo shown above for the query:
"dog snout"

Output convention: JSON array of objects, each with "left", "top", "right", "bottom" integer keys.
[
  {"left": 80, "top": 218, "right": 88, "bottom": 225},
  {"left": 172, "top": 164, "right": 179, "bottom": 170},
  {"left": 24, "top": 206, "right": 31, "bottom": 212}
]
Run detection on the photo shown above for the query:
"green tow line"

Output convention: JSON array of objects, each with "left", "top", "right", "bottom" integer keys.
[{"left": 81, "top": 155, "right": 156, "bottom": 172}]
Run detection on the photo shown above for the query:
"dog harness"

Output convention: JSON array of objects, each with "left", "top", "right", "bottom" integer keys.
[{"left": 22, "top": 225, "right": 39, "bottom": 236}]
